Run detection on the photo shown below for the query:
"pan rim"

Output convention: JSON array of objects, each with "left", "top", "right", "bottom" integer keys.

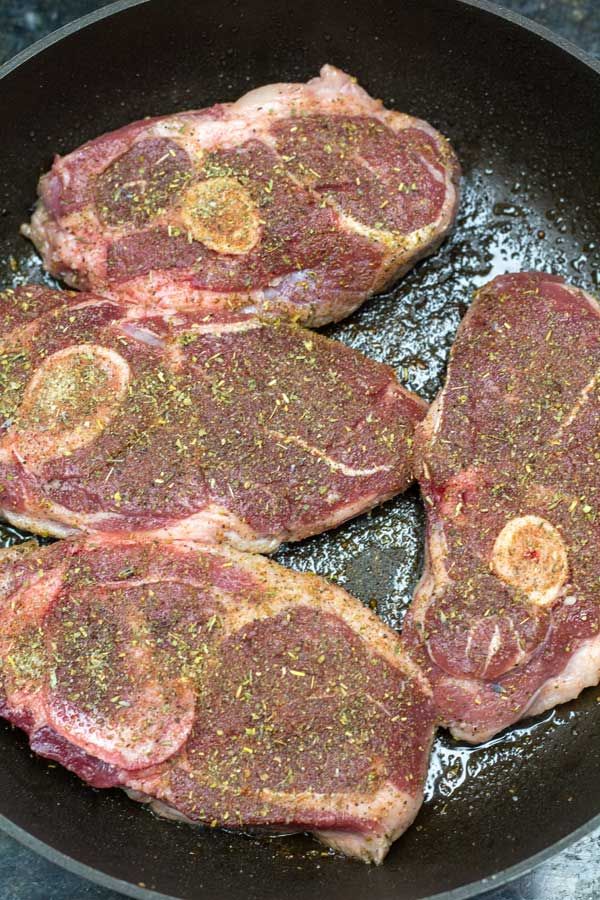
[
  {"left": 0, "top": 0, "right": 149, "bottom": 81},
  {"left": 1, "top": 0, "right": 599, "bottom": 84},
  {"left": 0, "top": 0, "right": 599, "bottom": 898},
  {"left": 3, "top": 757, "right": 600, "bottom": 900}
]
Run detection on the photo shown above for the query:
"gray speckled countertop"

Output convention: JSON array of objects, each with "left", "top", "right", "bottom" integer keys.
[{"left": 0, "top": 1, "right": 599, "bottom": 898}]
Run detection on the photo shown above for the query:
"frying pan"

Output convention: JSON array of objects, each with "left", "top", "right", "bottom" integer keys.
[{"left": 0, "top": 0, "right": 599, "bottom": 897}]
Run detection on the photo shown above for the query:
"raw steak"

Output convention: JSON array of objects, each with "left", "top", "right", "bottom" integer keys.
[
  {"left": 23, "top": 65, "right": 460, "bottom": 327},
  {"left": 0, "top": 284, "right": 426, "bottom": 550},
  {"left": 403, "top": 273, "right": 600, "bottom": 742},
  {"left": 0, "top": 537, "right": 436, "bottom": 863}
]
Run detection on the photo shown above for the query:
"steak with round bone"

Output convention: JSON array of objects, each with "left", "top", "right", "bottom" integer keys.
[
  {"left": 23, "top": 65, "right": 460, "bottom": 327},
  {"left": 403, "top": 273, "right": 600, "bottom": 742},
  {"left": 0, "top": 284, "right": 426, "bottom": 549},
  {"left": 0, "top": 537, "right": 436, "bottom": 864}
]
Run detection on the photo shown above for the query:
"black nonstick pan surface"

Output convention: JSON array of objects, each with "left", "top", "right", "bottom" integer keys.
[{"left": 0, "top": 1, "right": 599, "bottom": 898}]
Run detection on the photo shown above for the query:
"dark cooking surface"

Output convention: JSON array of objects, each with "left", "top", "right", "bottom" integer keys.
[{"left": 0, "top": 1, "right": 599, "bottom": 899}]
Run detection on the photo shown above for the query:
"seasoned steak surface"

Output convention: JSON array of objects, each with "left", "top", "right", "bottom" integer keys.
[
  {"left": 403, "top": 273, "right": 600, "bottom": 742},
  {"left": 0, "top": 538, "right": 435, "bottom": 863},
  {"left": 0, "top": 284, "right": 426, "bottom": 549},
  {"left": 23, "top": 65, "right": 459, "bottom": 327}
]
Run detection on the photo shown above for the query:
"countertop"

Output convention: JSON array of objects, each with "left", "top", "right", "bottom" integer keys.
[{"left": 0, "top": 1, "right": 598, "bottom": 898}]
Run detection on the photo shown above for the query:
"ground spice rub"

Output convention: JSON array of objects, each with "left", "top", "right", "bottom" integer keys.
[
  {"left": 403, "top": 272, "right": 600, "bottom": 742},
  {"left": 0, "top": 537, "right": 436, "bottom": 863},
  {"left": 0, "top": 284, "right": 426, "bottom": 549},
  {"left": 23, "top": 65, "right": 459, "bottom": 327}
]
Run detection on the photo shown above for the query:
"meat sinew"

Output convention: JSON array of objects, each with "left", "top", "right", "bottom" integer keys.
[
  {"left": 0, "top": 284, "right": 426, "bottom": 550},
  {"left": 0, "top": 537, "right": 436, "bottom": 863},
  {"left": 403, "top": 273, "right": 600, "bottom": 742},
  {"left": 23, "top": 65, "right": 460, "bottom": 327}
]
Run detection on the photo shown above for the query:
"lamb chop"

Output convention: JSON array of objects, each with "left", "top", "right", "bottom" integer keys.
[
  {"left": 23, "top": 65, "right": 459, "bottom": 327},
  {"left": 403, "top": 272, "right": 600, "bottom": 742},
  {"left": 0, "top": 284, "right": 426, "bottom": 550},
  {"left": 0, "top": 536, "right": 436, "bottom": 864}
]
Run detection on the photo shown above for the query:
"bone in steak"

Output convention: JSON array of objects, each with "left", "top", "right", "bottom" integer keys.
[
  {"left": 0, "top": 537, "right": 436, "bottom": 863},
  {"left": 402, "top": 272, "right": 600, "bottom": 742},
  {"left": 23, "top": 65, "right": 460, "bottom": 327},
  {"left": 0, "top": 284, "right": 426, "bottom": 550}
]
